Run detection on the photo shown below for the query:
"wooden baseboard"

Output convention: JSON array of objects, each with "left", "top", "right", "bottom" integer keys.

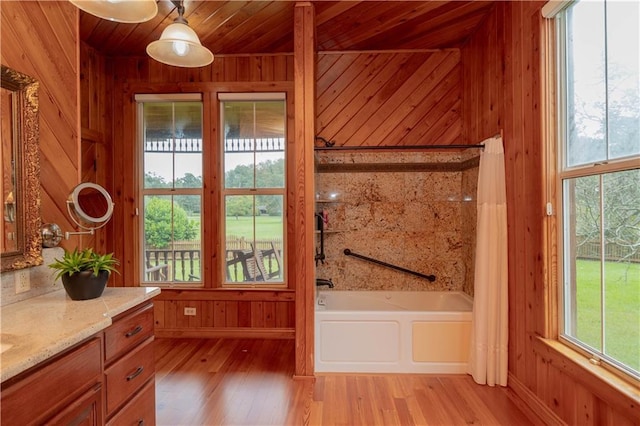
[
  {"left": 155, "top": 327, "right": 295, "bottom": 340},
  {"left": 508, "top": 372, "right": 566, "bottom": 426},
  {"left": 292, "top": 374, "right": 315, "bottom": 381}
]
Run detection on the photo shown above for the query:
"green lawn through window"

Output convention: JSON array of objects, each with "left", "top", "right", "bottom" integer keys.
[
  {"left": 225, "top": 215, "right": 283, "bottom": 240},
  {"left": 575, "top": 259, "right": 640, "bottom": 372}
]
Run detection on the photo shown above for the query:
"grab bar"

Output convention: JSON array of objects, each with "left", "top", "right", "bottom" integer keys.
[{"left": 343, "top": 248, "right": 436, "bottom": 282}]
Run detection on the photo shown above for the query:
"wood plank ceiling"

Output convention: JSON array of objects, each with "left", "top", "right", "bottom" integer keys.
[{"left": 80, "top": 1, "right": 496, "bottom": 56}]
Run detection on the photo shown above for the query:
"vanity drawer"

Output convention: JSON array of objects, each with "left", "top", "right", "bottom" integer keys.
[
  {"left": 107, "top": 378, "right": 156, "bottom": 426},
  {"left": 104, "top": 336, "right": 155, "bottom": 416},
  {"left": 1, "top": 337, "right": 102, "bottom": 425},
  {"left": 104, "top": 303, "right": 154, "bottom": 363}
]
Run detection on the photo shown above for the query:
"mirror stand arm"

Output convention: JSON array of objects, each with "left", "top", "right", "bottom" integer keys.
[
  {"left": 64, "top": 229, "right": 95, "bottom": 240},
  {"left": 63, "top": 186, "right": 113, "bottom": 241}
]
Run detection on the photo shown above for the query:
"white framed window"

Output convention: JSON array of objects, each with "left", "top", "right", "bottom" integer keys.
[
  {"left": 219, "top": 93, "right": 286, "bottom": 287},
  {"left": 554, "top": 0, "right": 639, "bottom": 381},
  {"left": 136, "top": 94, "right": 204, "bottom": 286}
]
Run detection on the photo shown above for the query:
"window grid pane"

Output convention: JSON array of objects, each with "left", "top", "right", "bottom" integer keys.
[
  {"left": 221, "top": 98, "right": 286, "bottom": 286},
  {"left": 566, "top": 1, "right": 606, "bottom": 167},
  {"left": 559, "top": 1, "right": 640, "bottom": 380},
  {"left": 140, "top": 100, "right": 203, "bottom": 285}
]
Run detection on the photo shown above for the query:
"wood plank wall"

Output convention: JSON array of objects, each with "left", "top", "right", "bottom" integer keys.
[
  {"left": 293, "top": 2, "right": 316, "bottom": 377},
  {"left": 316, "top": 50, "right": 462, "bottom": 147},
  {"left": 111, "top": 54, "right": 294, "bottom": 84},
  {"left": 462, "top": 2, "right": 639, "bottom": 424},
  {"left": 92, "top": 53, "right": 297, "bottom": 339},
  {"left": 0, "top": 1, "right": 80, "bottom": 250},
  {"left": 153, "top": 291, "right": 295, "bottom": 339},
  {"left": 79, "top": 42, "right": 114, "bottom": 254}
]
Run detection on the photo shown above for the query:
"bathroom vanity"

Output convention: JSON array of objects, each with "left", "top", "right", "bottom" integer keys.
[{"left": 0, "top": 287, "right": 159, "bottom": 425}]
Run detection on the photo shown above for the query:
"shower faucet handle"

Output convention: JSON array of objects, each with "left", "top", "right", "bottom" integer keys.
[{"left": 315, "top": 278, "right": 334, "bottom": 288}]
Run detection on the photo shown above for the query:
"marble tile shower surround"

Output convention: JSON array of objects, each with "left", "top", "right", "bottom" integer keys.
[
  {"left": 1, "top": 248, "right": 64, "bottom": 307},
  {"left": 315, "top": 151, "right": 478, "bottom": 293}
]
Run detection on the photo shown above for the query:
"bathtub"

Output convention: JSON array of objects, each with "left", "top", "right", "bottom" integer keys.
[{"left": 315, "top": 290, "right": 473, "bottom": 374}]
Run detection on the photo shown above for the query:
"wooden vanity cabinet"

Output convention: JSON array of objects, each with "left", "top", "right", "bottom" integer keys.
[
  {"left": 0, "top": 300, "right": 156, "bottom": 426},
  {"left": 0, "top": 337, "right": 104, "bottom": 426},
  {"left": 103, "top": 302, "right": 156, "bottom": 425}
]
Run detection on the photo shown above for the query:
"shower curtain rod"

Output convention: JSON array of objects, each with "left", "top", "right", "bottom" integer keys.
[{"left": 314, "top": 134, "right": 502, "bottom": 151}]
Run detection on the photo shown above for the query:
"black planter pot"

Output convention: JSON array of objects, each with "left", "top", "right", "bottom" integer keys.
[{"left": 61, "top": 270, "right": 109, "bottom": 300}]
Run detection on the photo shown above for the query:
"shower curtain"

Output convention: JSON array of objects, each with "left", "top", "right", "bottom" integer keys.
[{"left": 468, "top": 135, "right": 508, "bottom": 387}]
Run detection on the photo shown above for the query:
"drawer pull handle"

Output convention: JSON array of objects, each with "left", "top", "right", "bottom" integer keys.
[
  {"left": 138, "top": 420, "right": 145, "bottom": 426},
  {"left": 126, "top": 366, "right": 144, "bottom": 381},
  {"left": 125, "top": 325, "right": 143, "bottom": 337}
]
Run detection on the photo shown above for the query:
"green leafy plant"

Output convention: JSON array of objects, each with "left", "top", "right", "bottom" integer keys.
[{"left": 49, "top": 248, "right": 120, "bottom": 281}]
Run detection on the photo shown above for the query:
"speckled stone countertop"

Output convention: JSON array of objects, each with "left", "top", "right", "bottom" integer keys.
[{"left": 0, "top": 287, "right": 160, "bottom": 383}]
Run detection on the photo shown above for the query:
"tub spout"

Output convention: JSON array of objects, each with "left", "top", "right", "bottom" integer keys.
[{"left": 316, "top": 278, "right": 334, "bottom": 288}]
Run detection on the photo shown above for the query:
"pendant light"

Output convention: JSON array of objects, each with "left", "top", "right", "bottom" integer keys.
[
  {"left": 69, "top": 0, "right": 158, "bottom": 23},
  {"left": 146, "top": 0, "right": 214, "bottom": 68}
]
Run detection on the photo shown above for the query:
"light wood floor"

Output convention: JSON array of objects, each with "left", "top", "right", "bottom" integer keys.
[{"left": 155, "top": 338, "right": 539, "bottom": 426}]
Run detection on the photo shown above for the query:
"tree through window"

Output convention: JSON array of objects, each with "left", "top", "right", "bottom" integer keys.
[
  {"left": 137, "top": 95, "right": 203, "bottom": 285},
  {"left": 556, "top": 0, "right": 639, "bottom": 381}
]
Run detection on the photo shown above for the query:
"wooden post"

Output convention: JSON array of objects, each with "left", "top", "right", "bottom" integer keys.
[{"left": 293, "top": 1, "right": 316, "bottom": 378}]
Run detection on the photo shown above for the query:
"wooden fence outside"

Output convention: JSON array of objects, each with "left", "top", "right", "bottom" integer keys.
[
  {"left": 577, "top": 241, "right": 640, "bottom": 263},
  {"left": 145, "top": 237, "right": 283, "bottom": 282}
]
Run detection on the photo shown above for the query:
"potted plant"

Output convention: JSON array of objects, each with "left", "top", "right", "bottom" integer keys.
[{"left": 49, "top": 248, "right": 119, "bottom": 300}]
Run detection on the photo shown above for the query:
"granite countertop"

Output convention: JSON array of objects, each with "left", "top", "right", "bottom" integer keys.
[{"left": 0, "top": 287, "right": 160, "bottom": 383}]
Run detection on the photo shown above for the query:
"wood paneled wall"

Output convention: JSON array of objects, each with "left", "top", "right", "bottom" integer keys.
[
  {"left": 462, "top": 2, "right": 639, "bottom": 424},
  {"left": 154, "top": 291, "right": 295, "bottom": 339},
  {"left": 79, "top": 42, "right": 114, "bottom": 254},
  {"left": 0, "top": 1, "right": 80, "bottom": 249},
  {"left": 293, "top": 2, "right": 316, "bottom": 377},
  {"left": 316, "top": 50, "right": 462, "bottom": 147},
  {"left": 112, "top": 54, "right": 294, "bottom": 84},
  {"left": 94, "top": 53, "right": 297, "bottom": 339}
]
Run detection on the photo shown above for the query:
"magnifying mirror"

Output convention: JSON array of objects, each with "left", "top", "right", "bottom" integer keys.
[{"left": 65, "top": 182, "right": 114, "bottom": 239}]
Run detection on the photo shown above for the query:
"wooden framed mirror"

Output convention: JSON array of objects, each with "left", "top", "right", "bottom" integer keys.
[{"left": 1, "top": 65, "right": 42, "bottom": 271}]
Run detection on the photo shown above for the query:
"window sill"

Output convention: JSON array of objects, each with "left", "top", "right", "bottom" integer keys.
[{"left": 533, "top": 336, "right": 639, "bottom": 420}]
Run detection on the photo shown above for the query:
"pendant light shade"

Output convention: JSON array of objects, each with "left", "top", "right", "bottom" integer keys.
[
  {"left": 70, "top": 0, "right": 158, "bottom": 23},
  {"left": 146, "top": 1, "right": 214, "bottom": 68},
  {"left": 147, "top": 23, "right": 214, "bottom": 67}
]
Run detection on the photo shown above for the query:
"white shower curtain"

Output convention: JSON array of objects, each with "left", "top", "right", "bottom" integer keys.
[{"left": 468, "top": 135, "right": 509, "bottom": 387}]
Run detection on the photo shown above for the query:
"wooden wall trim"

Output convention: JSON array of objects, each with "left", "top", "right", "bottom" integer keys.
[
  {"left": 212, "top": 53, "right": 293, "bottom": 58},
  {"left": 318, "top": 48, "right": 460, "bottom": 55},
  {"left": 293, "top": 1, "right": 316, "bottom": 378},
  {"left": 156, "top": 328, "right": 295, "bottom": 340},
  {"left": 507, "top": 372, "right": 566, "bottom": 426},
  {"left": 540, "top": 14, "right": 559, "bottom": 340},
  {"left": 315, "top": 158, "right": 479, "bottom": 173},
  {"left": 154, "top": 289, "right": 295, "bottom": 302},
  {"left": 121, "top": 81, "right": 293, "bottom": 94}
]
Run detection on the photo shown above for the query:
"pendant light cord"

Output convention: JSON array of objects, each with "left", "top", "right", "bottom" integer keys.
[{"left": 172, "top": 0, "right": 188, "bottom": 24}]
